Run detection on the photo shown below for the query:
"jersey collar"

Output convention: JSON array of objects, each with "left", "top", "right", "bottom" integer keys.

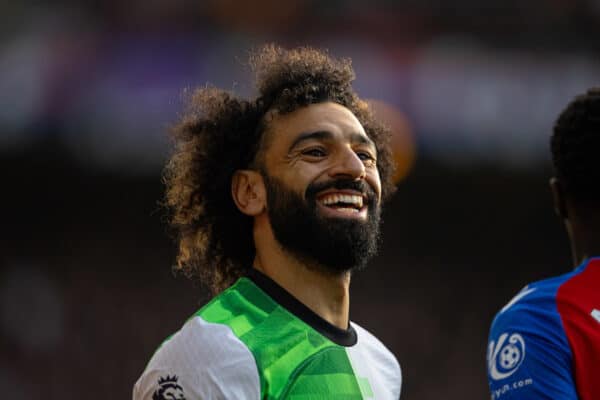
[{"left": 247, "top": 268, "right": 358, "bottom": 347}]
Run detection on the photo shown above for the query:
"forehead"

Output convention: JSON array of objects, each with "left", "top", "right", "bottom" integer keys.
[{"left": 263, "top": 102, "right": 368, "bottom": 149}]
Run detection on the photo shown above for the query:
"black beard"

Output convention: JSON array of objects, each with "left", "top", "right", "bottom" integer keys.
[{"left": 262, "top": 172, "right": 381, "bottom": 274}]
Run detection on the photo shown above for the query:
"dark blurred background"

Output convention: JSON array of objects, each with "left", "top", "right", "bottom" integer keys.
[{"left": 2, "top": 1, "right": 599, "bottom": 399}]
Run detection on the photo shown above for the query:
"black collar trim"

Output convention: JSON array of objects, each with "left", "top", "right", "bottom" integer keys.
[{"left": 247, "top": 269, "right": 357, "bottom": 347}]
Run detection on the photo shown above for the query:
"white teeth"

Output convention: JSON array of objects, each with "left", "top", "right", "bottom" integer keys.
[{"left": 320, "top": 193, "right": 363, "bottom": 208}]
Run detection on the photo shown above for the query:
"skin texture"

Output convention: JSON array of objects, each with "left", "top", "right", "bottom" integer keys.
[
  {"left": 164, "top": 45, "right": 396, "bottom": 294},
  {"left": 550, "top": 177, "right": 600, "bottom": 267},
  {"left": 231, "top": 102, "right": 381, "bottom": 329},
  {"left": 549, "top": 88, "right": 600, "bottom": 268}
]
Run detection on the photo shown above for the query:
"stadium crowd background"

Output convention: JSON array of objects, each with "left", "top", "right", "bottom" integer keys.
[{"left": 2, "top": 0, "right": 600, "bottom": 398}]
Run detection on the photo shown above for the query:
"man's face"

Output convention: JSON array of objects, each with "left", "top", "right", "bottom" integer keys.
[{"left": 260, "top": 102, "right": 382, "bottom": 273}]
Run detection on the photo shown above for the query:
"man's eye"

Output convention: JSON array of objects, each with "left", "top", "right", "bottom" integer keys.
[
  {"left": 303, "top": 148, "right": 327, "bottom": 157},
  {"left": 357, "top": 152, "right": 375, "bottom": 162}
]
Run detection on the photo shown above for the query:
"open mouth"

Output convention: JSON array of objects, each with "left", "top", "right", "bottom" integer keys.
[{"left": 317, "top": 192, "right": 366, "bottom": 215}]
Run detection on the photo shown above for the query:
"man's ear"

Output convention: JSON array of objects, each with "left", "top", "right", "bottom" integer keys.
[
  {"left": 550, "top": 177, "right": 568, "bottom": 219},
  {"left": 231, "top": 170, "right": 266, "bottom": 216}
]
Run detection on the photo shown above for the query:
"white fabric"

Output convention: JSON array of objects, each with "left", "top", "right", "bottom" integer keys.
[
  {"left": 133, "top": 316, "right": 261, "bottom": 400},
  {"left": 134, "top": 316, "right": 401, "bottom": 400},
  {"left": 347, "top": 322, "right": 402, "bottom": 400}
]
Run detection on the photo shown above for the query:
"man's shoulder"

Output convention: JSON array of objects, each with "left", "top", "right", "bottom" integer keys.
[
  {"left": 350, "top": 322, "right": 398, "bottom": 363},
  {"left": 554, "top": 257, "right": 600, "bottom": 310},
  {"left": 347, "top": 322, "right": 402, "bottom": 399},
  {"left": 152, "top": 313, "right": 253, "bottom": 361},
  {"left": 133, "top": 278, "right": 278, "bottom": 400},
  {"left": 487, "top": 281, "right": 571, "bottom": 373},
  {"left": 486, "top": 267, "right": 582, "bottom": 399},
  {"left": 133, "top": 315, "right": 261, "bottom": 400},
  {"left": 489, "top": 269, "right": 579, "bottom": 354},
  {"left": 491, "top": 259, "right": 600, "bottom": 329},
  {"left": 493, "top": 268, "right": 580, "bottom": 324},
  {"left": 133, "top": 277, "right": 303, "bottom": 400},
  {"left": 197, "top": 277, "right": 269, "bottom": 321}
]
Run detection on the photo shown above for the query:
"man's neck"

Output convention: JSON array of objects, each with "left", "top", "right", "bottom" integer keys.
[
  {"left": 566, "top": 206, "right": 600, "bottom": 266},
  {"left": 253, "top": 246, "right": 351, "bottom": 330},
  {"left": 570, "top": 234, "right": 600, "bottom": 267}
]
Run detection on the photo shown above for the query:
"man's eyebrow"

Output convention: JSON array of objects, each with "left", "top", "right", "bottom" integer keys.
[
  {"left": 288, "top": 130, "right": 375, "bottom": 152},
  {"left": 288, "top": 131, "right": 332, "bottom": 151},
  {"left": 349, "top": 132, "right": 375, "bottom": 147}
]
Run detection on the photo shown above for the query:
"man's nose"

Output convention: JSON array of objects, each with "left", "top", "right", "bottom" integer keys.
[{"left": 327, "top": 148, "right": 366, "bottom": 180}]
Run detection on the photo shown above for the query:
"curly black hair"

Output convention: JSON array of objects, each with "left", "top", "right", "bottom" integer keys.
[
  {"left": 164, "top": 44, "right": 396, "bottom": 294},
  {"left": 551, "top": 87, "right": 600, "bottom": 201}
]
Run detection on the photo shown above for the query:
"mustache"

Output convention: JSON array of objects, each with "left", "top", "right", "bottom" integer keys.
[{"left": 305, "top": 179, "right": 378, "bottom": 204}]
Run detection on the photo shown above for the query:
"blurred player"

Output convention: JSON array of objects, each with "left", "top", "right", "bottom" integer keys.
[
  {"left": 487, "top": 88, "right": 600, "bottom": 399},
  {"left": 133, "top": 44, "right": 401, "bottom": 399}
]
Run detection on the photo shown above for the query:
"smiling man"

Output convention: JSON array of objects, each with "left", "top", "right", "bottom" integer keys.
[{"left": 133, "top": 45, "right": 401, "bottom": 399}]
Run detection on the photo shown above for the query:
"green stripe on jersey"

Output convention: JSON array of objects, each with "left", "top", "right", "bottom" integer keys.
[{"left": 196, "top": 277, "right": 365, "bottom": 399}]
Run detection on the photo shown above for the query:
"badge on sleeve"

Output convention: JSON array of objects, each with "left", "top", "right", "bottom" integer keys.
[{"left": 153, "top": 375, "right": 186, "bottom": 400}]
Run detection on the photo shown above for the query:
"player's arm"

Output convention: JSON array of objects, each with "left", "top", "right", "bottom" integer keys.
[
  {"left": 133, "top": 316, "right": 260, "bottom": 400},
  {"left": 487, "top": 298, "right": 577, "bottom": 400}
]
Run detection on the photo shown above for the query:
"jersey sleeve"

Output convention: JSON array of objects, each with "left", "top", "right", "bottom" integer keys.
[
  {"left": 349, "top": 323, "right": 402, "bottom": 400},
  {"left": 133, "top": 316, "right": 261, "bottom": 400},
  {"left": 486, "top": 287, "right": 578, "bottom": 400}
]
